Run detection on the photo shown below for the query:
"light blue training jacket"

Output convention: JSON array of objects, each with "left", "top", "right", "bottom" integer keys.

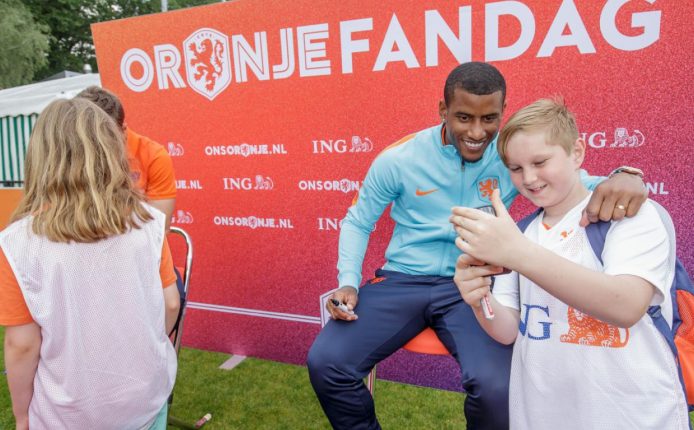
[{"left": 337, "top": 123, "right": 601, "bottom": 289}]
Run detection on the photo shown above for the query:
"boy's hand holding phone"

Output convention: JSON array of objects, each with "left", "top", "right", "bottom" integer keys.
[
  {"left": 454, "top": 253, "right": 502, "bottom": 309},
  {"left": 450, "top": 189, "right": 526, "bottom": 270}
]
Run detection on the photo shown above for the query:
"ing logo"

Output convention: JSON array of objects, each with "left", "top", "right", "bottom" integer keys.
[
  {"left": 173, "top": 210, "right": 194, "bottom": 224},
  {"left": 610, "top": 128, "right": 644, "bottom": 148},
  {"left": 580, "top": 128, "right": 646, "bottom": 149},
  {"left": 223, "top": 176, "right": 274, "bottom": 191},
  {"left": 350, "top": 136, "right": 373, "bottom": 152},
  {"left": 311, "top": 136, "right": 374, "bottom": 154},
  {"left": 167, "top": 142, "right": 184, "bottom": 156},
  {"left": 184, "top": 28, "right": 232, "bottom": 100},
  {"left": 254, "top": 175, "right": 274, "bottom": 190}
]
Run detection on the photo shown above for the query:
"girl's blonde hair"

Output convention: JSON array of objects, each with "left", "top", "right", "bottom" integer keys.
[{"left": 11, "top": 98, "right": 152, "bottom": 242}]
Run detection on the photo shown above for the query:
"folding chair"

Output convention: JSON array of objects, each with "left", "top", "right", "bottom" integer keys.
[
  {"left": 168, "top": 226, "right": 193, "bottom": 355},
  {"left": 319, "top": 290, "right": 450, "bottom": 395},
  {"left": 166, "top": 227, "right": 210, "bottom": 429}
]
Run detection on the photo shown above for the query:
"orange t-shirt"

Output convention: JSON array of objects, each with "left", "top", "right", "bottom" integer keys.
[
  {"left": 0, "top": 237, "right": 177, "bottom": 326},
  {"left": 127, "top": 129, "right": 177, "bottom": 200}
]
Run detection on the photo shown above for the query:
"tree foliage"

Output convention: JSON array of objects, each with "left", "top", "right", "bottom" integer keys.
[
  {"left": 21, "top": 0, "right": 219, "bottom": 82},
  {"left": 0, "top": 0, "right": 49, "bottom": 89}
]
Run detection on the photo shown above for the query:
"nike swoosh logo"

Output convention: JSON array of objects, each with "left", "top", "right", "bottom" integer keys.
[{"left": 415, "top": 188, "right": 438, "bottom": 196}]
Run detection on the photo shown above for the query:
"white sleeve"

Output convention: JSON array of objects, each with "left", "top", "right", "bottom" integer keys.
[
  {"left": 492, "top": 271, "right": 520, "bottom": 311},
  {"left": 601, "top": 201, "right": 672, "bottom": 305}
]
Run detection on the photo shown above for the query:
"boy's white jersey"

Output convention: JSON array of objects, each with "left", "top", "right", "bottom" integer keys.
[
  {"left": 493, "top": 194, "right": 689, "bottom": 430},
  {"left": 0, "top": 205, "right": 177, "bottom": 429}
]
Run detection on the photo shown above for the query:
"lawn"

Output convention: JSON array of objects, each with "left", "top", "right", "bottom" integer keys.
[
  {"left": 1, "top": 326, "right": 693, "bottom": 429},
  {"left": 0, "top": 326, "right": 465, "bottom": 429}
]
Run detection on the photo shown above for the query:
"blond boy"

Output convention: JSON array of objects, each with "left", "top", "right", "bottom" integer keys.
[{"left": 450, "top": 98, "right": 689, "bottom": 429}]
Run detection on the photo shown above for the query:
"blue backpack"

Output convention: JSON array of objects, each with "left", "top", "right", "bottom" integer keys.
[{"left": 517, "top": 200, "right": 694, "bottom": 410}]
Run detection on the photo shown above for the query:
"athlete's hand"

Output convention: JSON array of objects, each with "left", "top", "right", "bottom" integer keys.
[
  {"left": 454, "top": 253, "right": 501, "bottom": 307},
  {"left": 450, "top": 189, "right": 527, "bottom": 269},
  {"left": 327, "top": 286, "right": 358, "bottom": 321},
  {"left": 580, "top": 172, "right": 647, "bottom": 227}
]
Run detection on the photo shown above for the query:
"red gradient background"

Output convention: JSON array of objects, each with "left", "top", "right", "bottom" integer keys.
[{"left": 93, "top": 0, "right": 693, "bottom": 389}]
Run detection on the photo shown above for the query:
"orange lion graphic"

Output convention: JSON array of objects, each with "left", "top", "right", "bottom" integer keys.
[
  {"left": 478, "top": 178, "right": 499, "bottom": 199},
  {"left": 560, "top": 307, "right": 629, "bottom": 348},
  {"left": 188, "top": 38, "right": 225, "bottom": 92}
]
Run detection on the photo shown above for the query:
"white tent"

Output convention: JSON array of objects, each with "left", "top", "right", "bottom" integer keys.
[{"left": 0, "top": 74, "right": 101, "bottom": 186}]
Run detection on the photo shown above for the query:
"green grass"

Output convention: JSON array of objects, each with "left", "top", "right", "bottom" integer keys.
[
  {"left": 2, "top": 325, "right": 693, "bottom": 429},
  {"left": 166, "top": 347, "right": 464, "bottom": 429},
  {"left": 0, "top": 326, "right": 464, "bottom": 429}
]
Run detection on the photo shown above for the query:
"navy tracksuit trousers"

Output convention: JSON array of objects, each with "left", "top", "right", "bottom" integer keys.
[{"left": 307, "top": 269, "right": 513, "bottom": 429}]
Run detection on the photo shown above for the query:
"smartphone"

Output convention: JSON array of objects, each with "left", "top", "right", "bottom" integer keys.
[{"left": 475, "top": 205, "right": 511, "bottom": 275}]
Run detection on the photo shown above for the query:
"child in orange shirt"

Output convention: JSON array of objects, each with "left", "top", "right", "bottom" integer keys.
[{"left": 0, "top": 98, "right": 180, "bottom": 429}]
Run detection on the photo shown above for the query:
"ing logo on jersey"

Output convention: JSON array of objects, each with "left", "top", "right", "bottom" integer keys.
[
  {"left": 477, "top": 177, "right": 499, "bottom": 201},
  {"left": 560, "top": 307, "right": 629, "bottom": 348}
]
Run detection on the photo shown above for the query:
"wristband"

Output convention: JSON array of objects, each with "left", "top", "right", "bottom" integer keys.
[{"left": 609, "top": 166, "right": 644, "bottom": 179}]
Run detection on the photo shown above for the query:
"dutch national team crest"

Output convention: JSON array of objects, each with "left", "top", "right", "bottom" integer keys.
[
  {"left": 184, "top": 28, "right": 231, "bottom": 100},
  {"left": 477, "top": 176, "right": 499, "bottom": 201}
]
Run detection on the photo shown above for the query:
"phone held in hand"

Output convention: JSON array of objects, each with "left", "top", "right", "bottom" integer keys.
[
  {"left": 473, "top": 204, "right": 509, "bottom": 320},
  {"left": 475, "top": 205, "right": 511, "bottom": 275}
]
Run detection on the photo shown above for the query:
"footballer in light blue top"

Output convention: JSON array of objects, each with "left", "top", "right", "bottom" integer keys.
[{"left": 337, "top": 123, "right": 601, "bottom": 289}]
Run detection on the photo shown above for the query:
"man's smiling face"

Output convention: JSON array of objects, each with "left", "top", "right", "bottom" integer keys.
[{"left": 440, "top": 89, "right": 505, "bottom": 163}]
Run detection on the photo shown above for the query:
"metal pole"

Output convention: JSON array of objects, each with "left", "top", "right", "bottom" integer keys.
[{"left": 161, "top": 0, "right": 168, "bottom": 12}]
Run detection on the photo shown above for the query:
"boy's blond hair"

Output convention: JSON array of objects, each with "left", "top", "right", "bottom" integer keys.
[
  {"left": 497, "top": 97, "right": 579, "bottom": 165},
  {"left": 11, "top": 98, "right": 152, "bottom": 243}
]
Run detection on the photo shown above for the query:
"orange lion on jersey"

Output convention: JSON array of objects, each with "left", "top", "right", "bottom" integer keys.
[
  {"left": 478, "top": 178, "right": 498, "bottom": 199},
  {"left": 560, "top": 307, "right": 629, "bottom": 348}
]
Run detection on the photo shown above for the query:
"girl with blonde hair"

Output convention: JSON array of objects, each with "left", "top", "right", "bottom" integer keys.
[{"left": 0, "top": 98, "right": 180, "bottom": 429}]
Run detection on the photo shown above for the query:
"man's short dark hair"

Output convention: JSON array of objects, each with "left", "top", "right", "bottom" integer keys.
[
  {"left": 75, "top": 86, "right": 125, "bottom": 128},
  {"left": 443, "top": 62, "right": 506, "bottom": 106}
]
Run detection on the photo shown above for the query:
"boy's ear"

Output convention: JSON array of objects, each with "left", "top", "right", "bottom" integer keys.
[{"left": 573, "top": 137, "right": 586, "bottom": 166}]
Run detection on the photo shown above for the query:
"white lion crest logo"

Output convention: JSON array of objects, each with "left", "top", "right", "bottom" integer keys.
[{"left": 184, "top": 28, "right": 231, "bottom": 100}]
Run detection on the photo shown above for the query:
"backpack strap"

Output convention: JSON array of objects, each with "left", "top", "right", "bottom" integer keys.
[
  {"left": 583, "top": 207, "right": 690, "bottom": 408},
  {"left": 517, "top": 208, "right": 544, "bottom": 233},
  {"left": 583, "top": 217, "right": 676, "bottom": 343},
  {"left": 584, "top": 221, "right": 612, "bottom": 265}
]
